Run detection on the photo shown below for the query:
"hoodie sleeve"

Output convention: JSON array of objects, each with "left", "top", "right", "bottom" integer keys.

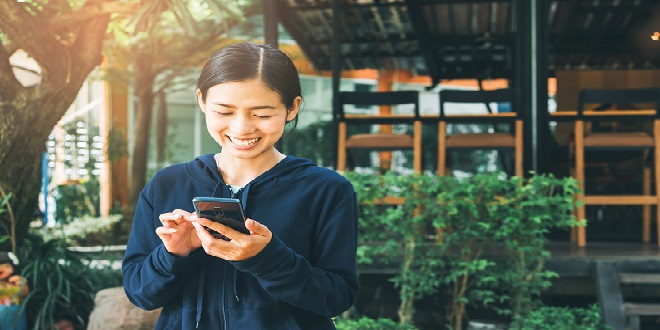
[
  {"left": 231, "top": 189, "right": 359, "bottom": 318},
  {"left": 122, "top": 184, "right": 204, "bottom": 311}
]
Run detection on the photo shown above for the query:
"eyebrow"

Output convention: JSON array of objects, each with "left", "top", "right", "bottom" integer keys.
[{"left": 214, "top": 103, "right": 277, "bottom": 110}]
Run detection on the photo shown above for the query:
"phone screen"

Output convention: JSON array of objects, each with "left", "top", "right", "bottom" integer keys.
[{"left": 192, "top": 197, "right": 249, "bottom": 240}]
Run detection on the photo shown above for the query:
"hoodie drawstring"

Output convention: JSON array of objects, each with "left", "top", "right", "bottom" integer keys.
[
  {"left": 211, "top": 181, "right": 222, "bottom": 198},
  {"left": 232, "top": 186, "right": 250, "bottom": 302},
  {"left": 233, "top": 268, "right": 240, "bottom": 302},
  {"left": 195, "top": 256, "right": 207, "bottom": 328}
]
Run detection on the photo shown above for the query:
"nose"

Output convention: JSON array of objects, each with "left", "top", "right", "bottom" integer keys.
[{"left": 229, "top": 115, "right": 256, "bottom": 134}]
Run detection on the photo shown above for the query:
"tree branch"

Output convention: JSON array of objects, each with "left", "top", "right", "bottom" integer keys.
[
  {"left": 0, "top": 1, "right": 69, "bottom": 80},
  {"left": 70, "top": 12, "right": 111, "bottom": 74}
]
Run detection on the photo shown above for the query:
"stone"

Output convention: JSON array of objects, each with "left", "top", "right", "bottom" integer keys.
[{"left": 87, "top": 286, "right": 161, "bottom": 330}]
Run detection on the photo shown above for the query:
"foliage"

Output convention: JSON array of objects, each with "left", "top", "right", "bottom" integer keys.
[
  {"left": 0, "top": 187, "right": 16, "bottom": 253},
  {"left": 510, "top": 304, "right": 611, "bottom": 330},
  {"left": 335, "top": 316, "right": 419, "bottom": 330},
  {"left": 490, "top": 174, "right": 582, "bottom": 318},
  {"left": 347, "top": 172, "right": 444, "bottom": 324},
  {"left": 38, "top": 215, "right": 124, "bottom": 247},
  {"left": 345, "top": 172, "right": 582, "bottom": 329},
  {"left": 54, "top": 178, "right": 100, "bottom": 224},
  {"left": 105, "top": 127, "right": 129, "bottom": 162},
  {"left": 281, "top": 120, "right": 335, "bottom": 168},
  {"left": 16, "top": 233, "right": 122, "bottom": 330}
]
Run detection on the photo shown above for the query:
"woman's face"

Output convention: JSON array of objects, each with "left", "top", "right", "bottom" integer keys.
[{"left": 197, "top": 79, "right": 300, "bottom": 161}]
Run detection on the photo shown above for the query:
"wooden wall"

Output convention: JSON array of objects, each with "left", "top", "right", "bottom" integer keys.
[{"left": 556, "top": 70, "right": 660, "bottom": 111}]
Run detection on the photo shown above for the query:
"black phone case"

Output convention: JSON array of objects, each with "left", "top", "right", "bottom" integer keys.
[{"left": 192, "top": 197, "right": 249, "bottom": 239}]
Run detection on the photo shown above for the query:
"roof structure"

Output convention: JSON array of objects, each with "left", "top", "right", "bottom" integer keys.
[{"left": 277, "top": 0, "right": 660, "bottom": 86}]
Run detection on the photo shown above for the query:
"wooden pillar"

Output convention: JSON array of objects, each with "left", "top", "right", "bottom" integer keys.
[
  {"left": 102, "top": 62, "right": 130, "bottom": 215},
  {"left": 378, "top": 70, "right": 394, "bottom": 169}
]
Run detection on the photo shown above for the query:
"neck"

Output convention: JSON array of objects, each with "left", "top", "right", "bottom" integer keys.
[{"left": 216, "top": 148, "right": 281, "bottom": 186}]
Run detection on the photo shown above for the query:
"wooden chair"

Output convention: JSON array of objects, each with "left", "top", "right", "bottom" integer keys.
[
  {"left": 437, "top": 89, "right": 523, "bottom": 177},
  {"left": 337, "top": 91, "right": 422, "bottom": 173},
  {"left": 573, "top": 87, "right": 660, "bottom": 247}
]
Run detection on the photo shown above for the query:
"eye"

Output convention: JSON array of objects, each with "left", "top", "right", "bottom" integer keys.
[{"left": 256, "top": 115, "right": 272, "bottom": 119}]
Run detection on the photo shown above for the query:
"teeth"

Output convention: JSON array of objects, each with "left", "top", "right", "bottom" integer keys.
[{"left": 230, "top": 137, "right": 259, "bottom": 147}]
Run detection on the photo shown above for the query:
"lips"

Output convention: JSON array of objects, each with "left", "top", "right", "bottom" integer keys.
[{"left": 228, "top": 136, "right": 260, "bottom": 147}]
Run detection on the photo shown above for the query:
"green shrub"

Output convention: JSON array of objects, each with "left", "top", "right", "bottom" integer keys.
[
  {"left": 510, "top": 304, "right": 610, "bottom": 330},
  {"left": 16, "top": 233, "right": 122, "bottom": 330},
  {"left": 335, "top": 316, "right": 419, "bottom": 330},
  {"left": 346, "top": 172, "right": 582, "bottom": 329},
  {"left": 54, "top": 178, "right": 101, "bottom": 223},
  {"left": 38, "top": 215, "right": 124, "bottom": 246}
]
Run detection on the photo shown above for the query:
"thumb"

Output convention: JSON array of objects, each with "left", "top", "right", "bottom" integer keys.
[{"left": 245, "top": 218, "right": 270, "bottom": 236}]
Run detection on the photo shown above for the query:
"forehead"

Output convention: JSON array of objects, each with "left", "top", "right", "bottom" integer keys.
[{"left": 205, "top": 79, "right": 282, "bottom": 106}]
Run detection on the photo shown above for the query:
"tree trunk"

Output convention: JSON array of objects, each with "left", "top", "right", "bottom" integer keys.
[
  {"left": 129, "top": 51, "right": 157, "bottom": 205},
  {"left": 0, "top": 80, "right": 92, "bottom": 246},
  {"left": 0, "top": 100, "right": 43, "bottom": 248},
  {"left": 156, "top": 91, "right": 168, "bottom": 165}
]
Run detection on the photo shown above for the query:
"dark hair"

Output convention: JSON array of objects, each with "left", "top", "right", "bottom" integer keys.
[{"left": 197, "top": 42, "right": 302, "bottom": 130}]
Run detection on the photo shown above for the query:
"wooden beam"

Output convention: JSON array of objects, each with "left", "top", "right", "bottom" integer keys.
[{"left": 583, "top": 196, "right": 657, "bottom": 205}]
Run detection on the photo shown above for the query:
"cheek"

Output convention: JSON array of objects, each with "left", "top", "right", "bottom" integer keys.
[
  {"left": 205, "top": 115, "right": 228, "bottom": 130},
  {"left": 262, "top": 120, "right": 287, "bottom": 134}
]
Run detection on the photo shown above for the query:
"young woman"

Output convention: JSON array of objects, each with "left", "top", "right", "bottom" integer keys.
[{"left": 122, "top": 43, "right": 359, "bottom": 329}]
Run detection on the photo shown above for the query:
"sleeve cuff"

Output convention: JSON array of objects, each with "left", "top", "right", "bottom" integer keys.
[
  {"left": 231, "top": 235, "right": 291, "bottom": 276},
  {"left": 154, "top": 245, "right": 204, "bottom": 274}
]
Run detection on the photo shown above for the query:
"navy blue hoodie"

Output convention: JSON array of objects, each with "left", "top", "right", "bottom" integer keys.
[{"left": 122, "top": 154, "right": 359, "bottom": 329}]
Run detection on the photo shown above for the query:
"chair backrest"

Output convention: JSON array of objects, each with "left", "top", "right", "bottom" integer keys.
[
  {"left": 439, "top": 88, "right": 518, "bottom": 117},
  {"left": 577, "top": 88, "right": 660, "bottom": 116},
  {"left": 338, "top": 91, "right": 420, "bottom": 119}
]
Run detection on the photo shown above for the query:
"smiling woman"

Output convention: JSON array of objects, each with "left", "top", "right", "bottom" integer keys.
[{"left": 122, "top": 43, "right": 359, "bottom": 330}]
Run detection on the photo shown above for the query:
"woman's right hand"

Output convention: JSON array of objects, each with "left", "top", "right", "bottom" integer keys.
[{"left": 156, "top": 209, "right": 202, "bottom": 257}]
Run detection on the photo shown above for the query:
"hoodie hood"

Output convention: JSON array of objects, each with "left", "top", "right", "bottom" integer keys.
[{"left": 187, "top": 153, "right": 317, "bottom": 194}]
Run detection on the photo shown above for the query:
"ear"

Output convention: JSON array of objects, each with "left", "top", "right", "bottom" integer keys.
[
  {"left": 286, "top": 96, "right": 302, "bottom": 122},
  {"left": 196, "top": 89, "right": 206, "bottom": 113}
]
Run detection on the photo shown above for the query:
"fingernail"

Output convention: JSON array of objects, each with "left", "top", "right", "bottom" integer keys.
[{"left": 166, "top": 228, "right": 178, "bottom": 234}]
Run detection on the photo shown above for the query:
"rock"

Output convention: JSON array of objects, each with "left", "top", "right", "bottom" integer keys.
[{"left": 87, "top": 286, "right": 161, "bottom": 330}]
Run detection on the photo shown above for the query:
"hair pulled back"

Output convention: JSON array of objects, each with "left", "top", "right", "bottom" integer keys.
[{"left": 197, "top": 43, "right": 302, "bottom": 121}]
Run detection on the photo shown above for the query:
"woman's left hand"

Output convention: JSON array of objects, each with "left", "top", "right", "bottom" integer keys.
[{"left": 191, "top": 217, "right": 272, "bottom": 261}]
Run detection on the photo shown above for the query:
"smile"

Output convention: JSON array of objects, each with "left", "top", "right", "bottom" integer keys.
[{"left": 228, "top": 136, "right": 260, "bottom": 147}]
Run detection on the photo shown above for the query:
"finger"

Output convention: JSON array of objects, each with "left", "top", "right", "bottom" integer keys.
[
  {"left": 195, "top": 217, "right": 240, "bottom": 241},
  {"left": 245, "top": 219, "right": 271, "bottom": 237},
  {"left": 191, "top": 221, "right": 216, "bottom": 242},
  {"left": 159, "top": 212, "right": 183, "bottom": 224},
  {"left": 155, "top": 226, "right": 178, "bottom": 236},
  {"left": 172, "top": 209, "right": 194, "bottom": 217},
  {"left": 193, "top": 223, "right": 238, "bottom": 261}
]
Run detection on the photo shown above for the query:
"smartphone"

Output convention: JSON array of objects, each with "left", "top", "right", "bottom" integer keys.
[{"left": 192, "top": 197, "right": 249, "bottom": 240}]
